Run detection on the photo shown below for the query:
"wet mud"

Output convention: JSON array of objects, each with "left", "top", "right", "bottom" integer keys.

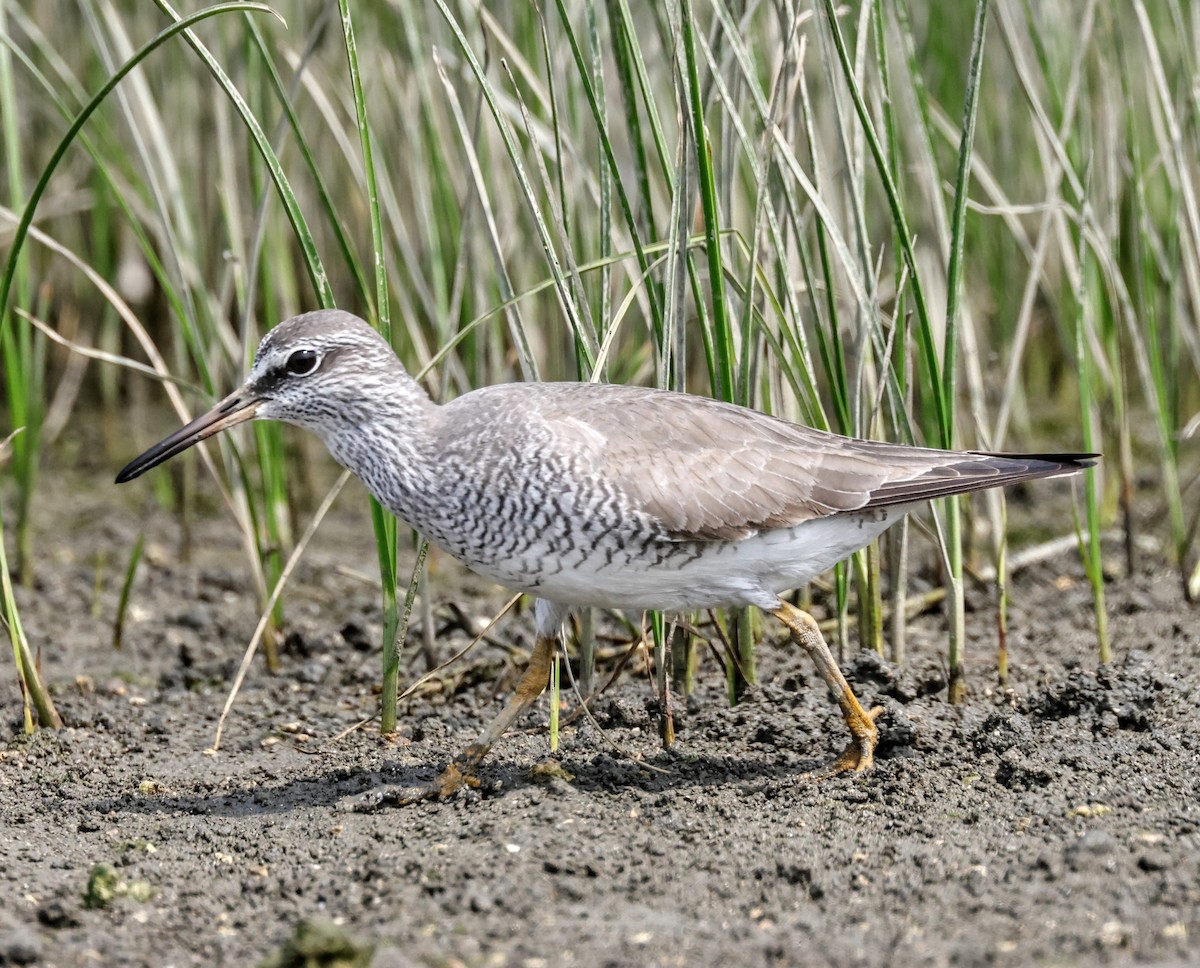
[{"left": 2, "top": 478, "right": 1198, "bottom": 967}]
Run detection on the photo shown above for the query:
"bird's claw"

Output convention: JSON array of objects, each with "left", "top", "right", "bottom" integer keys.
[
  {"left": 432, "top": 759, "right": 480, "bottom": 799},
  {"left": 806, "top": 704, "right": 883, "bottom": 781},
  {"left": 346, "top": 785, "right": 434, "bottom": 812},
  {"left": 346, "top": 761, "right": 481, "bottom": 812}
]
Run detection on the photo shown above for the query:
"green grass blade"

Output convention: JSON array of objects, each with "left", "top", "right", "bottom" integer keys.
[
  {"left": 0, "top": 495, "right": 62, "bottom": 730},
  {"left": 337, "top": 0, "right": 404, "bottom": 733},
  {"left": 112, "top": 532, "right": 145, "bottom": 651},
  {"left": 941, "top": 0, "right": 990, "bottom": 701},
  {"left": 679, "top": 0, "right": 733, "bottom": 402}
]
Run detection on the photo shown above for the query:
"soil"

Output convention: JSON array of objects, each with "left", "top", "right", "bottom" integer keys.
[{"left": 2, "top": 470, "right": 1198, "bottom": 968}]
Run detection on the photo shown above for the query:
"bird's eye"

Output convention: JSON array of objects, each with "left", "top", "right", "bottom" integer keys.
[{"left": 285, "top": 349, "right": 320, "bottom": 376}]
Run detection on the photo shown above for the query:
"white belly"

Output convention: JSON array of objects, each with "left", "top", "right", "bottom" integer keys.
[{"left": 470, "top": 506, "right": 907, "bottom": 614}]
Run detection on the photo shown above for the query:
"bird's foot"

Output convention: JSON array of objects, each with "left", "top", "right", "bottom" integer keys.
[
  {"left": 806, "top": 704, "right": 883, "bottom": 780},
  {"left": 348, "top": 759, "right": 481, "bottom": 812}
]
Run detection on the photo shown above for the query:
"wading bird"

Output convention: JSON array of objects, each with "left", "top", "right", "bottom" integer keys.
[{"left": 117, "top": 310, "right": 1096, "bottom": 804}]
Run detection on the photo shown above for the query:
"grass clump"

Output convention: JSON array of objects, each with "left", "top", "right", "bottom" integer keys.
[{"left": 83, "top": 864, "right": 154, "bottom": 909}]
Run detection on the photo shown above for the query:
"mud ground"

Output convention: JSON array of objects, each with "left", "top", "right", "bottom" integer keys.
[{"left": 2, "top": 471, "right": 1198, "bottom": 967}]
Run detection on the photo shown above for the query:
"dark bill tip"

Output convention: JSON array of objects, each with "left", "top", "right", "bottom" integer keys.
[{"left": 115, "top": 391, "right": 261, "bottom": 484}]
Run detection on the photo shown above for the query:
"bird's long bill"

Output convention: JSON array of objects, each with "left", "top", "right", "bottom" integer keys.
[{"left": 114, "top": 389, "right": 261, "bottom": 483}]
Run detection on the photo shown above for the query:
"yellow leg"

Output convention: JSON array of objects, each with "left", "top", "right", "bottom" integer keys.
[
  {"left": 356, "top": 634, "right": 557, "bottom": 809},
  {"left": 771, "top": 601, "right": 882, "bottom": 778}
]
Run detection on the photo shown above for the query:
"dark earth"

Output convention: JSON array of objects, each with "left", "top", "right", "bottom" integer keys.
[{"left": 3, "top": 465, "right": 1198, "bottom": 967}]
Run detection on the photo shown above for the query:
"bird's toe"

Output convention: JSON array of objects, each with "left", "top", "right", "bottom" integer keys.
[{"left": 345, "top": 782, "right": 441, "bottom": 812}]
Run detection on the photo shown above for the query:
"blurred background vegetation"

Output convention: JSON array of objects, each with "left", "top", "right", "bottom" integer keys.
[{"left": 2, "top": 0, "right": 1197, "bottom": 730}]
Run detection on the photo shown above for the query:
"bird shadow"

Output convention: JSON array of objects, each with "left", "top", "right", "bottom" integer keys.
[{"left": 83, "top": 745, "right": 875, "bottom": 820}]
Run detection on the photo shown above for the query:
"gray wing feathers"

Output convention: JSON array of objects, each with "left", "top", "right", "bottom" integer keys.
[{"left": 466, "top": 383, "right": 1094, "bottom": 544}]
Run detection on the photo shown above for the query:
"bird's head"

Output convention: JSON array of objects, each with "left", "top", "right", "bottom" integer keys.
[{"left": 115, "top": 310, "right": 410, "bottom": 483}]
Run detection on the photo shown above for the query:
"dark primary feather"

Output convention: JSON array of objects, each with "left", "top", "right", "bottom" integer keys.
[{"left": 865, "top": 452, "right": 1097, "bottom": 509}]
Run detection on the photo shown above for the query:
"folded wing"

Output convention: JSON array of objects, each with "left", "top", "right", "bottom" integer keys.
[{"left": 529, "top": 385, "right": 1096, "bottom": 543}]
